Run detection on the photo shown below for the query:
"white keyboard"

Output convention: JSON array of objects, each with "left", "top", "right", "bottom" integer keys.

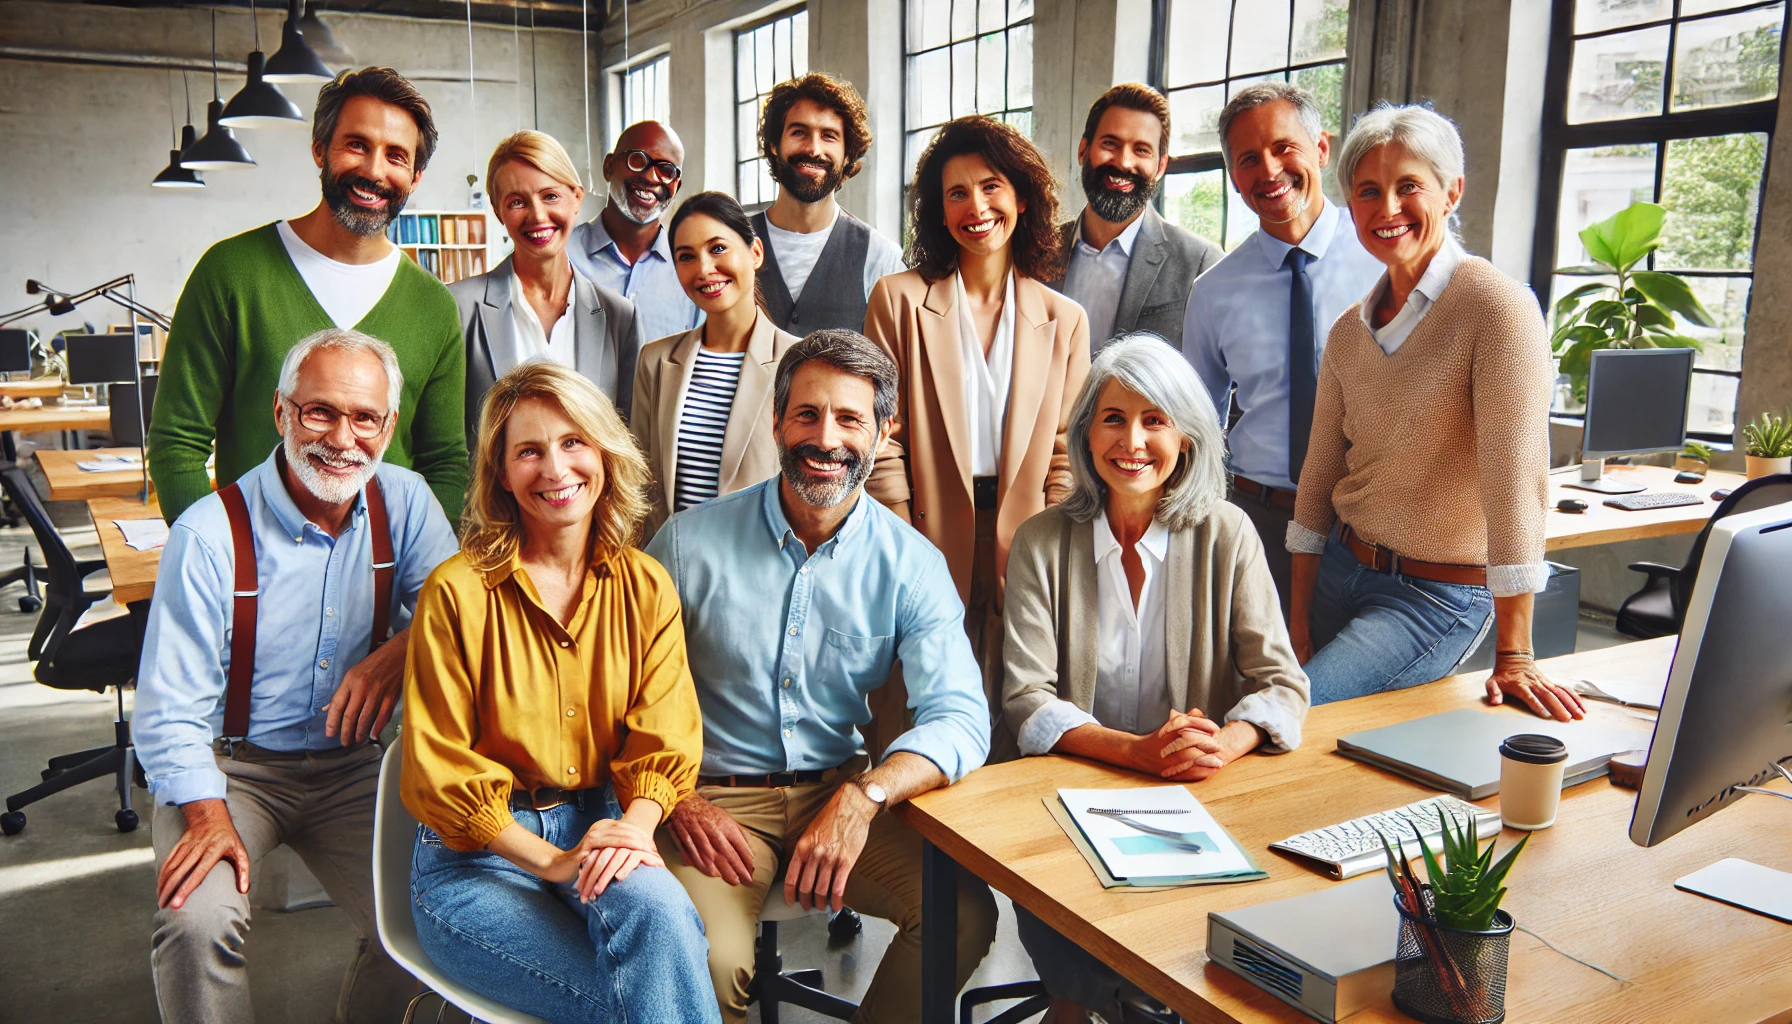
[{"left": 1269, "top": 794, "right": 1502, "bottom": 880}]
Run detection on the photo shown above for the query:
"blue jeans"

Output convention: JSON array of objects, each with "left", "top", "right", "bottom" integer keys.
[
  {"left": 1306, "top": 533, "right": 1494, "bottom": 705},
  {"left": 411, "top": 790, "right": 721, "bottom": 1024}
]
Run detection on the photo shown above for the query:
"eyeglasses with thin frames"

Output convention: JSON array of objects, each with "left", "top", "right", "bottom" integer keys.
[
  {"left": 281, "top": 396, "right": 391, "bottom": 440},
  {"left": 620, "top": 149, "right": 682, "bottom": 183}
]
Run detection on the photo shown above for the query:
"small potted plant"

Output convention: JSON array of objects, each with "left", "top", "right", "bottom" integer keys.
[
  {"left": 1382, "top": 813, "right": 1528, "bottom": 1024},
  {"left": 1742, "top": 412, "right": 1792, "bottom": 480},
  {"left": 1676, "top": 441, "right": 1714, "bottom": 479}
]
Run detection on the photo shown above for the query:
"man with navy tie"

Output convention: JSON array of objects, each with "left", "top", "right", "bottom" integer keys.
[{"left": 1181, "top": 82, "right": 1384, "bottom": 616}]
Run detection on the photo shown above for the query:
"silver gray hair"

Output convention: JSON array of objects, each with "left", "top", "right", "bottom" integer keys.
[
  {"left": 1334, "top": 103, "right": 1465, "bottom": 197},
  {"left": 276, "top": 328, "right": 404, "bottom": 414},
  {"left": 1059, "top": 334, "right": 1228, "bottom": 532},
  {"left": 1217, "top": 81, "right": 1327, "bottom": 173}
]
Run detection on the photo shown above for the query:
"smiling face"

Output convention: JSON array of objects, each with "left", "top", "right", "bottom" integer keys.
[
  {"left": 1225, "top": 99, "right": 1329, "bottom": 233},
  {"left": 774, "top": 361, "right": 891, "bottom": 509},
  {"left": 673, "top": 212, "right": 763, "bottom": 315},
  {"left": 274, "top": 345, "right": 395, "bottom": 506},
  {"left": 314, "top": 95, "right": 423, "bottom": 236},
  {"left": 771, "top": 98, "right": 849, "bottom": 204},
  {"left": 499, "top": 396, "right": 607, "bottom": 538},
  {"left": 1087, "top": 377, "right": 1187, "bottom": 508},
  {"left": 493, "top": 158, "right": 583, "bottom": 262},
  {"left": 603, "top": 122, "right": 684, "bottom": 225},
  {"left": 1347, "top": 141, "right": 1462, "bottom": 278},
  {"left": 1078, "top": 105, "right": 1169, "bottom": 226},
  {"left": 940, "top": 153, "right": 1025, "bottom": 260}
]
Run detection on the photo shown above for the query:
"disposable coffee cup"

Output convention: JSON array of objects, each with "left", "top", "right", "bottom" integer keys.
[{"left": 1499, "top": 734, "right": 1568, "bottom": 830}]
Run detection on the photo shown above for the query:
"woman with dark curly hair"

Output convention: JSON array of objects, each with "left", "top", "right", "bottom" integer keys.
[{"left": 863, "top": 114, "right": 1091, "bottom": 757}]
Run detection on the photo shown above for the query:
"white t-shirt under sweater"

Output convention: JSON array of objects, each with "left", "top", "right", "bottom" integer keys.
[
  {"left": 762, "top": 206, "right": 909, "bottom": 302},
  {"left": 276, "top": 221, "right": 403, "bottom": 330}
]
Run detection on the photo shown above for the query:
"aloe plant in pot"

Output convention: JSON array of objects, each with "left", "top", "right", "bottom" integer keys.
[
  {"left": 1742, "top": 412, "right": 1792, "bottom": 479},
  {"left": 1677, "top": 441, "right": 1715, "bottom": 478}
]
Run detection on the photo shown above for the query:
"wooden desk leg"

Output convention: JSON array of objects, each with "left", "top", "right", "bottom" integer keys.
[{"left": 921, "top": 839, "right": 958, "bottom": 1024}]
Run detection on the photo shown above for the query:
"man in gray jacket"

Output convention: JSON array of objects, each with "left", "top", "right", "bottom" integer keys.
[{"left": 1047, "top": 83, "right": 1222, "bottom": 352}]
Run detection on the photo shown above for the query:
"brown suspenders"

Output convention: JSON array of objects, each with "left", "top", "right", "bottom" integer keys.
[{"left": 217, "top": 476, "right": 396, "bottom": 740}]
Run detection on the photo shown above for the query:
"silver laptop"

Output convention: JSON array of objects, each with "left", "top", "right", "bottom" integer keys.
[{"left": 1337, "top": 708, "right": 1651, "bottom": 800}]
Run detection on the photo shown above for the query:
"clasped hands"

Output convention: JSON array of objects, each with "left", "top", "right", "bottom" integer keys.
[
  {"left": 1130, "top": 708, "right": 1245, "bottom": 781},
  {"left": 543, "top": 818, "right": 663, "bottom": 903},
  {"left": 668, "top": 785, "right": 878, "bottom": 913}
]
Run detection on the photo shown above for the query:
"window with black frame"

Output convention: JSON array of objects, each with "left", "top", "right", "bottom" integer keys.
[
  {"left": 1533, "top": 0, "right": 1786, "bottom": 440},
  {"left": 735, "top": 7, "right": 809, "bottom": 207},
  {"left": 1150, "top": 0, "right": 1351, "bottom": 251},
  {"left": 616, "top": 53, "right": 670, "bottom": 144},
  {"left": 902, "top": 0, "right": 1035, "bottom": 184}
]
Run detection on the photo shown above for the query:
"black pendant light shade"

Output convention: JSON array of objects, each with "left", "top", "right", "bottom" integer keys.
[
  {"left": 183, "top": 99, "right": 257, "bottom": 169},
  {"left": 154, "top": 125, "right": 207, "bottom": 187},
  {"left": 265, "top": 0, "right": 334, "bottom": 83},
  {"left": 222, "top": 51, "right": 306, "bottom": 128}
]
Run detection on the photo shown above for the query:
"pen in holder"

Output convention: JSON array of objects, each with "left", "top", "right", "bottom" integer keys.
[{"left": 1392, "top": 895, "right": 1513, "bottom": 1024}]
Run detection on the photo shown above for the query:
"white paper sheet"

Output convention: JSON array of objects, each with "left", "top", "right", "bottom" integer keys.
[
  {"left": 1059, "top": 786, "right": 1254, "bottom": 881},
  {"left": 114, "top": 518, "right": 168, "bottom": 551}
]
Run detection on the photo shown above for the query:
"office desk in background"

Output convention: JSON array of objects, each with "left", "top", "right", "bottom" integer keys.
[
  {"left": 34, "top": 448, "right": 148, "bottom": 501},
  {"left": 88, "top": 495, "right": 161, "bottom": 606},
  {"left": 1547, "top": 464, "right": 1746, "bottom": 551},
  {"left": 0, "top": 380, "right": 67, "bottom": 400},
  {"left": 900, "top": 637, "right": 1792, "bottom": 1024},
  {"left": 0, "top": 405, "right": 110, "bottom": 435}
]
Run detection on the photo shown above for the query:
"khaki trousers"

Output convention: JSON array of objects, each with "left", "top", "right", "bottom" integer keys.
[
  {"left": 149, "top": 741, "right": 415, "bottom": 1024},
  {"left": 660, "top": 761, "right": 998, "bottom": 1024}
]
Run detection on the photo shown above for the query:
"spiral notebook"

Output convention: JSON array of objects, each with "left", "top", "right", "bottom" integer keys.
[{"left": 1052, "top": 786, "right": 1266, "bottom": 889}]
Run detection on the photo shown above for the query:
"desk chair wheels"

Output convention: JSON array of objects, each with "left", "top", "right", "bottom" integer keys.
[
  {"left": 19, "top": 594, "right": 39, "bottom": 613},
  {"left": 828, "top": 907, "right": 863, "bottom": 942},
  {"left": 0, "top": 810, "right": 22, "bottom": 836}
]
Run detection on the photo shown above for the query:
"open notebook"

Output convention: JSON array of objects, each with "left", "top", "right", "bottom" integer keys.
[{"left": 1054, "top": 786, "right": 1266, "bottom": 889}]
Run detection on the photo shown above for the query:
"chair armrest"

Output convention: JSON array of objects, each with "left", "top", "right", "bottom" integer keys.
[{"left": 1627, "top": 561, "right": 1680, "bottom": 584}]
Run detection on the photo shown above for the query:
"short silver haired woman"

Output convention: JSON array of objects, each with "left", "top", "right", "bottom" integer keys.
[
  {"left": 1287, "top": 104, "right": 1586, "bottom": 721},
  {"left": 1003, "top": 335, "right": 1309, "bottom": 1024}
]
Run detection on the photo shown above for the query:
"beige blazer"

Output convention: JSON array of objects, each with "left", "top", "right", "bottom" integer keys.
[
  {"left": 1002, "top": 503, "right": 1310, "bottom": 753},
  {"left": 863, "top": 269, "right": 1091, "bottom": 603},
  {"left": 629, "top": 309, "right": 799, "bottom": 536}
]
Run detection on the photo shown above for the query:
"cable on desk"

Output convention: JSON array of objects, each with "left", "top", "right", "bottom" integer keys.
[{"left": 1515, "top": 924, "right": 1632, "bottom": 985}]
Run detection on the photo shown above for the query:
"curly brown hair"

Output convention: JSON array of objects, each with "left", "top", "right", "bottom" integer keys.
[
  {"left": 906, "top": 116, "right": 1063, "bottom": 282},
  {"left": 759, "top": 72, "right": 871, "bottom": 181}
]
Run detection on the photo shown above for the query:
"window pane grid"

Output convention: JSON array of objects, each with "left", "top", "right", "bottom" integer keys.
[
  {"left": 734, "top": 8, "right": 810, "bottom": 208},
  {"left": 903, "top": 0, "right": 1035, "bottom": 182},
  {"left": 618, "top": 54, "right": 670, "bottom": 144}
]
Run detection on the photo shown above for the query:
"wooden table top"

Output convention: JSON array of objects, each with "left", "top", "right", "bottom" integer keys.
[
  {"left": 1546, "top": 463, "right": 1746, "bottom": 552},
  {"left": 0, "top": 405, "right": 109, "bottom": 434},
  {"left": 88, "top": 495, "right": 163, "bottom": 606},
  {"left": 0, "top": 379, "right": 67, "bottom": 399},
  {"left": 34, "top": 447, "right": 148, "bottom": 502},
  {"left": 901, "top": 637, "right": 1792, "bottom": 1024}
]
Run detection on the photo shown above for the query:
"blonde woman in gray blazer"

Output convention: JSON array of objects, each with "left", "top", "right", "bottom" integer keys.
[{"left": 1002, "top": 334, "right": 1308, "bottom": 1024}]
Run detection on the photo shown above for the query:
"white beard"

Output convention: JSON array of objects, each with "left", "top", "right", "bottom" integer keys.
[
  {"left": 608, "top": 177, "right": 665, "bottom": 225},
  {"left": 285, "top": 434, "right": 382, "bottom": 505}
]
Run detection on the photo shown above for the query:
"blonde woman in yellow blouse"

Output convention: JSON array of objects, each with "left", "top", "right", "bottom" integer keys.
[{"left": 400, "top": 361, "right": 720, "bottom": 1023}]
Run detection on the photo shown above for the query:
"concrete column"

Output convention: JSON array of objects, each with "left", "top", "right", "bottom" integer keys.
[
  {"left": 1735, "top": 34, "right": 1792, "bottom": 439},
  {"left": 807, "top": 0, "right": 905, "bottom": 240}
]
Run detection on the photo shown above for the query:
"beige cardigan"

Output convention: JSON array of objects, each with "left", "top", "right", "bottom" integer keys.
[{"left": 1002, "top": 502, "right": 1310, "bottom": 754}]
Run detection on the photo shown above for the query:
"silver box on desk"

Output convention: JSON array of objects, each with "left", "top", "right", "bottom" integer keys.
[{"left": 1207, "top": 874, "right": 1397, "bottom": 1023}]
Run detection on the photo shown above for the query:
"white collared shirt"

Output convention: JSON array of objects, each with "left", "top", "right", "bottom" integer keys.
[
  {"left": 1061, "top": 213, "right": 1144, "bottom": 351},
  {"left": 508, "top": 263, "right": 577, "bottom": 369},
  {"left": 955, "top": 270, "right": 1016, "bottom": 478},
  {"left": 1357, "top": 238, "right": 1465, "bottom": 355}
]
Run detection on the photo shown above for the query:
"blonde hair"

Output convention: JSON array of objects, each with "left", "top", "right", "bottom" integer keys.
[
  {"left": 486, "top": 130, "right": 584, "bottom": 198},
  {"left": 462, "top": 362, "right": 650, "bottom": 572}
]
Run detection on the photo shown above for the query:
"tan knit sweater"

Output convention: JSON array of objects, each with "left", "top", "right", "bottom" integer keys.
[{"left": 1290, "top": 255, "right": 1551, "bottom": 595}]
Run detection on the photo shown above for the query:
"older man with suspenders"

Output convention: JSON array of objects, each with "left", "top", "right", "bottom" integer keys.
[{"left": 133, "top": 328, "right": 458, "bottom": 1024}]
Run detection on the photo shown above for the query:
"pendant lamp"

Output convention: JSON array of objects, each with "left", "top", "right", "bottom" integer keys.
[
  {"left": 296, "top": 6, "right": 354, "bottom": 66},
  {"left": 153, "top": 72, "right": 206, "bottom": 188},
  {"left": 222, "top": 0, "right": 307, "bottom": 128},
  {"left": 265, "top": 0, "right": 334, "bottom": 84},
  {"left": 183, "top": 13, "right": 257, "bottom": 169}
]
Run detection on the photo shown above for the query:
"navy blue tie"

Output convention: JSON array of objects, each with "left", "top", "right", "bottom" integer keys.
[{"left": 1286, "top": 247, "right": 1316, "bottom": 485}]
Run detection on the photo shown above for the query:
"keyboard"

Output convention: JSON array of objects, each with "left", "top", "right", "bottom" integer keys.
[
  {"left": 1603, "top": 491, "right": 1704, "bottom": 511},
  {"left": 1269, "top": 794, "right": 1502, "bottom": 880}
]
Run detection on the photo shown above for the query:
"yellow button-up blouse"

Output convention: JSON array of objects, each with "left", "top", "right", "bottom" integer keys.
[{"left": 400, "top": 546, "right": 703, "bottom": 851}]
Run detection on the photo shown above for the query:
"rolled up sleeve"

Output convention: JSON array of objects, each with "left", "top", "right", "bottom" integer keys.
[
  {"left": 883, "top": 551, "right": 990, "bottom": 782},
  {"left": 1225, "top": 524, "right": 1310, "bottom": 752}
]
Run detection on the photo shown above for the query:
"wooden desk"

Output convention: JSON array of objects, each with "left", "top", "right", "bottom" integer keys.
[
  {"left": 1547, "top": 464, "right": 1746, "bottom": 552},
  {"left": 88, "top": 495, "right": 162, "bottom": 606},
  {"left": 0, "top": 379, "right": 66, "bottom": 400},
  {"left": 0, "top": 405, "right": 109, "bottom": 435},
  {"left": 901, "top": 638, "right": 1792, "bottom": 1024},
  {"left": 34, "top": 448, "right": 148, "bottom": 501}
]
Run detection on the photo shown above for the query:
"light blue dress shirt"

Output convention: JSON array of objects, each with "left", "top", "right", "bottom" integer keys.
[
  {"left": 1180, "top": 200, "right": 1386, "bottom": 491},
  {"left": 644, "top": 479, "right": 990, "bottom": 783},
  {"left": 134, "top": 450, "right": 460, "bottom": 807},
  {"left": 570, "top": 216, "right": 703, "bottom": 344},
  {"left": 1061, "top": 213, "right": 1144, "bottom": 351}
]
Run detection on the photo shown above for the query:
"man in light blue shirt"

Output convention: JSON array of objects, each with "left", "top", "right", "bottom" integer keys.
[
  {"left": 569, "top": 120, "right": 702, "bottom": 343},
  {"left": 1181, "top": 82, "right": 1384, "bottom": 613},
  {"left": 134, "top": 328, "right": 458, "bottom": 1024},
  {"left": 645, "top": 329, "right": 996, "bottom": 1024}
]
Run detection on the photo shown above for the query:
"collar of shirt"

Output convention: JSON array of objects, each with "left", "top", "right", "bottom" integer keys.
[
  {"left": 1092, "top": 508, "right": 1171, "bottom": 567},
  {"left": 760, "top": 474, "right": 874, "bottom": 559},
  {"left": 508, "top": 260, "right": 578, "bottom": 361},
  {"left": 1357, "top": 237, "right": 1464, "bottom": 338},
  {"left": 583, "top": 213, "right": 673, "bottom": 267},
  {"left": 1253, "top": 197, "right": 1342, "bottom": 270},
  {"left": 953, "top": 269, "right": 1017, "bottom": 477},
  {"left": 1075, "top": 210, "right": 1145, "bottom": 259},
  {"left": 263, "top": 446, "right": 366, "bottom": 543}
]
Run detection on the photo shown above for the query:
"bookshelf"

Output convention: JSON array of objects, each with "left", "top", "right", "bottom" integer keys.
[{"left": 386, "top": 210, "right": 510, "bottom": 285}]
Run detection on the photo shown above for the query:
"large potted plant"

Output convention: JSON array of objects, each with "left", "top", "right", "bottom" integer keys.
[
  {"left": 1553, "top": 202, "right": 1714, "bottom": 403},
  {"left": 1742, "top": 412, "right": 1792, "bottom": 479}
]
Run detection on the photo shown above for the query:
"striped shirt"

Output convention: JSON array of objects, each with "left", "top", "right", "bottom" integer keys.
[{"left": 672, "top": 349, "right": 748, "bottom": 512}]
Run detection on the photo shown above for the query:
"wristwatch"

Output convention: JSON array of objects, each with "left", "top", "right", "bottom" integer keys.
[{"left": 855, "top": 778, "right": 889, "bottom": 813}]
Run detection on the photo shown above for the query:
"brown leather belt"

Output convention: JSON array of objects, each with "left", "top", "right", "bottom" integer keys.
[
  {"left": 1339, "top": 523, "right": 1487, "bottom": 587},
  {"left": 699, "top": 770, "right": 829, "bottom": 789},
  {"left": 510, "top": 786, "right": 593, "bottom": 812},
  {"left": 1232, "top": 474, "right": 1297, "bottom": 510}
]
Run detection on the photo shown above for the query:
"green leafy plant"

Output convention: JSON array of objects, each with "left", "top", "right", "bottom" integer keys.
[
  {"left": 1553, "top": 202, "right": 1714, "bottom": 401},
  {"left": 1680, "top": 441, "right": 1715, "bottom": 463},
  {"left": 1383, "top": 810, "right": 1528, "bottom": 932},
  {"left": 1742, "top": 412, "right": 1792, "bottom": 459}
]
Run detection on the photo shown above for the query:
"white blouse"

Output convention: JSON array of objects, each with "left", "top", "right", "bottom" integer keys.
[
  {"left": 509, "top": 263, "right": 577, "bottom": 369},
  {"left": 954, "top": 270, "right": 1016, "bottom": 478}
]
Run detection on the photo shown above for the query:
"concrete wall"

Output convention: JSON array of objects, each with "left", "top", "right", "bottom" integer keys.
[{"left": 0, "top": 1, "right": 596, "bottom": 336}]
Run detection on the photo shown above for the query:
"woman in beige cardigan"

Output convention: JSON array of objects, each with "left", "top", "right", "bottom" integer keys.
[{"left": 1003, "top": 335, "right": 1308, "bottom": 1024}]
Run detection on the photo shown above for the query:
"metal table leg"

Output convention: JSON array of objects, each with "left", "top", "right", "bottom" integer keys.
[{"left": 921, "top": 839, "right": 959, "bottom": 1024}]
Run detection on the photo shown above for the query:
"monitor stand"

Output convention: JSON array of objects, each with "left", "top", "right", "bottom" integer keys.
[{"left": 1564, "top": 458, "right": 1646, "bottom": 494}]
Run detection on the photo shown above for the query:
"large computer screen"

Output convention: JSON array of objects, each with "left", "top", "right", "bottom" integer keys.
[
  {"left": 0, "top": 330, "right": 31, "bottom": 373},
  {"left": 64, "top": 333, "right": 139, "bottom": 386},
  {"left": 1582, "top": 348, "right": 1695, "bottom": 460}
]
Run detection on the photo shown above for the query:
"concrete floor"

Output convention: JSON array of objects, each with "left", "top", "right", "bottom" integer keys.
[{"left": 0, "top": 461, "right": 1636, "bottom": 1024}]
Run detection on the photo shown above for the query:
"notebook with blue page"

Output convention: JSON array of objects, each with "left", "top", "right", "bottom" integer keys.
[{"left": 1052, "top": 786, "right": 1267, "bottom": 889}]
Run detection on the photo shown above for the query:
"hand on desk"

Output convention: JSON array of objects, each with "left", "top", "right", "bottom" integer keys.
[
  {"left": 1485, "top": 653, "right": 1586, "bottom": 722},
  {"left": 158, "top": 798, "right": 249, "bottom": 910},
  {"left": 667, "top": 792, "right": 758, "bottom": 886}
]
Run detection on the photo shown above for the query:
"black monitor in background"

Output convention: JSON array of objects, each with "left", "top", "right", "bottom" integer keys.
[
  {"left": 109, "top": 375, "right": 157, "bottom": 447},
  {"left": 1567, "top": 347, "right": 1696, "bottom": 495},
  {"left": 0, "top": 330, "right": 31, "bottom": 374},
  {"left": 64, "top": 333, "right": 140, "bottom": 386}
]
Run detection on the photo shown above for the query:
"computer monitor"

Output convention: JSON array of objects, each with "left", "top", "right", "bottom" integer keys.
[
  {"left": 64, "top": 333, "right": 140, "bottom": 386},
  {"left": 109, "top": 375, "right": 157, "bottom": 447},
  {"left": 1568, "top": 347, "right": 1695, "bottom": 494},
  {"left": 0, "top": 330, "right": 31, "bottom": 374}
]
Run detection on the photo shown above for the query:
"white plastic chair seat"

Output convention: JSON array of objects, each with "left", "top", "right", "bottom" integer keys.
[{"left": 372, "top": 742, "right": 551, "bottom": 1024}]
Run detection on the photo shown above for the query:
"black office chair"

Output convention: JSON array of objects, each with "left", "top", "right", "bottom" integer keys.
[
  {"left": 0, "top": 461, "right": 142, "bottom": 835},
  {"left": 1616, "top": 473, "right": 1792, "bottom": 638},
  {"left": 750, "top": 902, "right": 860, "bottom": 1022}
]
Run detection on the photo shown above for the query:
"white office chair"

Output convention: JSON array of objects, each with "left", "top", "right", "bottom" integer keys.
[{"left": 372, "top": 742, "right": 550, "bottom": 1024}]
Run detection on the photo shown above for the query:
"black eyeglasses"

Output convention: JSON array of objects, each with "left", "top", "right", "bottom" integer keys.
[
  {"left": 282, "top": 396, "right": 391, "bottom": 439},
  {"left": 620, "top": 149, "right": 682, "bottom": 183}
]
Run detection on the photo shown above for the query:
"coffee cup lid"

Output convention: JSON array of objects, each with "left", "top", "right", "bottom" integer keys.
[{"left": 1501, "top": 733, "right": 1568, "bottom": 765}]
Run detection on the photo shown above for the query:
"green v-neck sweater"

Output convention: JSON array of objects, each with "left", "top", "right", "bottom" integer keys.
[{"left": 149, "top": 223, "right": 467, "bottom": 522}]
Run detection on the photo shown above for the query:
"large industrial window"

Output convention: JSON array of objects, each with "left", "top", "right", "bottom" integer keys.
[
  {"left": 902, "top": 0, "right": 1035, "bottom": 182},
  {"left": 735, "top": 7, "right": 810, "bottom": 206},
  {"left": 616, "top": 53, "right": 669, "bottom": 143}
]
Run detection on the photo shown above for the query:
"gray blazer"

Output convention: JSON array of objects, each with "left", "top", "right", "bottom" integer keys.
[
  {"left": 1045, "top": 205, "right": 1222, "bottom": 349},
  {"left": 449, "top": 257, "right": 644, "bottom": 441},
  {"left": 1001, "top": 502, "right": 1309, "bottom": 754}
]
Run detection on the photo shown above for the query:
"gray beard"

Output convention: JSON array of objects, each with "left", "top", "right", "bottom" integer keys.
[
  {"left": 608, "top": 178, "right": 665, "bottom": 225},
  {"left": 777, "top": 442, "right": 872, "bottom": 509},
  {"left": 285, "top": 434, "right": 382, "bottom": 505}
]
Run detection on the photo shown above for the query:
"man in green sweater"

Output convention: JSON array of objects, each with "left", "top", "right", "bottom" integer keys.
[{"left": 150, "top": 67, "right": 466, "bottom": 523}]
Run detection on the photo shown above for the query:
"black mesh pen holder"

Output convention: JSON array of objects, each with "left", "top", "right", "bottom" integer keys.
[{"left": 1390, "top": 896, "right": 1514, "bottom": 1024}]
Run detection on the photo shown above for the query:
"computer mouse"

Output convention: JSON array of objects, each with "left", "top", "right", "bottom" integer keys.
[
  {"left": 1712, "top": 488, "right": 1733, "bottom": 501},
  {"left": 1556, "top": 498, "right": 1588, "bottom": 514}
]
